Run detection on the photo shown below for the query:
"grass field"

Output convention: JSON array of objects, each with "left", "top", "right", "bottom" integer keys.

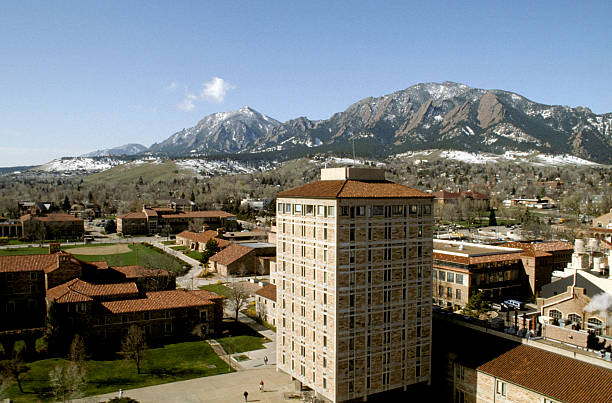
[
  {"left": 0, "top": 246, "right": 50, "bottom": 256},
  {"left": 199, "top": 283, "right": 232, "bottom": 298},
  {"left": 72, "top": 244, "right": 188, "bottom": 275},
  {"left": 216, "top": 320, "right": 269, "bottom": 354},
  {"left": 1, "top": 341, "right": 231, "bottom": 402}
]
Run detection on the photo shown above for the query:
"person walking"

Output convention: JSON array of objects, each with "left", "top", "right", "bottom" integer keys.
[
  {"left": 259, "top": 380, "right": 264, "bottom": 392},
  {"left": 263, "top": 355, "right": 268, "bottom": 365},
  {"left": 243, "top": 390, "right": 248, "bottom": 402}
]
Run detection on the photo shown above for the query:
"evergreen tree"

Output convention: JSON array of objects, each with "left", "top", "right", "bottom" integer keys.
[{"left": 488, "top": 209, "right": 497, "bottom": 226}]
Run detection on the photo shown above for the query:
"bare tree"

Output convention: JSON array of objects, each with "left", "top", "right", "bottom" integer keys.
[
  {"left": 227, "top": 282, "right": 250, "bottom": 322},
  {"left": 49, "top": 361, "right": 86, "bottom": 402},
  {"left": 68, "top": 334, "right": 87, "bottom": 379},
  {"left": 0, "top": 351, "right": 29, "bottom": 393},
  {"left": 187, "top": 219, "right": 206, "bottom": 232},
  {"left": 120, "top": 326, "right": 148, "bottom": 374}
]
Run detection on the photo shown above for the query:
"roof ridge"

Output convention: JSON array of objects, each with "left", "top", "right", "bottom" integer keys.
[{"left": 336, "top": 179, "right": 349, "bottom": 197}]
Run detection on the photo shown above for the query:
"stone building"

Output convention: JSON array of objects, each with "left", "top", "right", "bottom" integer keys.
[
  {"left": 275, "top": 167, "right": 434, "bottom": 402},
  {"left": 255, "top": 283, "right": 277, "bottom": 327},
  {"left": 433, "top": 240, "right": 524, "bottom": 310},
  {"left": 501, "top": 241, "right": 573, "bottom": 298},
  {"left": 20, "top": 213, "right": 84, "bottom": 240},
  {"left": 117, "top": 205, "right": 236, "bottom": 235}
]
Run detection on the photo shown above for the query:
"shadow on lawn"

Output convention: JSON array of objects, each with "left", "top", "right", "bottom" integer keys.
[{"left": 220, "top": 319, "right": 264, "bottom": 338}]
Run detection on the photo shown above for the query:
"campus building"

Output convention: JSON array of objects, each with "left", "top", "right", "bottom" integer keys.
[
  {"left": 117, "top": 205, "right": 236, "bottom": 235},
  {"left": 275, "top": 167, "right": 434, "bottom": 402},
  {"left": 433, "top": 240, "right": 524, "bottom": 310}
]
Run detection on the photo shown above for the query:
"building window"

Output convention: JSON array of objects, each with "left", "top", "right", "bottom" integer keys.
[
  {"left": 455, "top": 365, "right": 465, "bottom": 381},
  {"left": 549, "top": 309, "right": 562, "bottom": 320},
  {"left": 439, "top": 271, "right": 446, "bottom": 281},
  {"left": 456, "top": 289, "right": 462, "bottom": 300},
  {"left": 317, "top": 205, "right": 326, "bottom": 217},
  {"left": 294, "top": 204, "right": 302, "bottom": 215},
  {"left": 305, "top": 205, "right": 314, "bottom": 215},
  {"left": 447, "top": 287, "right": 453, "bottom": 298},
  {"left": 588, "top": 318, "right": 604, "bottom": 336},
  {"left": 567, "top": 313, "right": 582, "bottom": 326},
  {"left": 372, "top": 206, "right": 384, "bottom": 216},
  {"left": 496, "top": 380, "right": 507, "bottom": 396},
  {"left": 456, "top": 389, "right": 465, "bottom": 403},
  {"left": 356, "top": 206, "right": 365, "bottom": 216},
  {"left": 349, "top": 225, "right": 355, "bottom": 241},
  {"left": 340, "top": 206, "right": 350, "bottom": 216},
  {"left": 456, "top": 273, "right": 463, "bottom": 284},
  {"left": 447, "top": 272, "right": 454, "bottom": 283},
  {"left": 327, "top": 206, "right": 335, "bottom": 217}
]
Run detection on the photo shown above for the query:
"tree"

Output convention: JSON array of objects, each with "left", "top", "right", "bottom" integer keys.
[
  {"left": 1, "top": 351, "right": 29, "bottom": 393},
  {"left": 68, "top": 334, "right": 87, "bottom": 370},
  {"left": 462, "top": 292, "right": 491, "bottom": 318},
  {"left": 62, "top": 195, "right": 71, "bottom": 212},
  {"left": 104, "top": 219, "right": 117, "bottom": 234},
  {"left": 200, "top": 239, "right": 220, "bottom": 266},
  {"left": 49, "top": 361, "right": 86, "bottom": 402},
  {"left": 227, "top": 282, "right": 250, "bottom": 322},
  {"left": 488, "top": 209, "right": 497, "bottom": 226},
  {"left": 120, "top": 326, "right": 148, "bottom": 374}
]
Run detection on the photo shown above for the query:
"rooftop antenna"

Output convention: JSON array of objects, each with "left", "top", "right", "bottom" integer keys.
[{"left": 352, "top": 138, "right": 356, "bottom": 167}]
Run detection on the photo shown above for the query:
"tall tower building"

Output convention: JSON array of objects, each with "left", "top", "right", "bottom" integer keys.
[{"left": 274, "top": 167, "right": 434, "bottom": 402}]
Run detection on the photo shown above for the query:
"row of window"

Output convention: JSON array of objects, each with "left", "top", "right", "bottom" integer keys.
[
  {"left": 277, "top": 203, "right": 433, "bottom": 218},
  {"left": 433, "top": 269, "right": 465, "bottom": 285},
  {"left": 548, "top": 309, "right": 604, "bottom": 335},
  {"left": 437, "top": 286, "right": 463, "bottom": 300},
  {"left": 278, "top": 203, "right": 335, "bottom": 217}
]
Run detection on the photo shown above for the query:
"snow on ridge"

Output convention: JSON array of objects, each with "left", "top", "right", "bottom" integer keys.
[
  {"left": 392, "top": 149, "right": 598, "bottom": 166},
  {"left": 36, "top": 157, "right": 123, "bottom": 172}
]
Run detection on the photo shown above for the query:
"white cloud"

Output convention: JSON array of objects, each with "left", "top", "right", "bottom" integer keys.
[
  {"left": 178, "top": 94, "right": 197, "bottom": 111},
  {"left": 166, "top": 81, "right": 178, "bottom": 91},
  {"left": 200, "top": 77, "right": 235, "bottom": 103}
]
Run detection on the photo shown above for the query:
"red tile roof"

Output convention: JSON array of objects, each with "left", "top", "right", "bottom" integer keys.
[
  {"left": 175, "top": 230, "right": 230, "bottom": 248},
  {"left": 160, "top": 210, "right": 236, "bottom": 219},
  {"left": 111, "top": 265, "right": 170, "bottom": 279},
  {"left": 277, "top": 180, "right": 432, "bottom": 199},
  {"left": 118, "top": 212, "right": 146, "bottom": 219},
  {"left": 434, "top": 252, "right": 522, "bottom": 265},
  {"left": 47, "top": 278, "right": 139, "bottom": 303},
  {"left": 100, "top": 289, "right": 218, "bottom": 313},
  {"left": 0, "top": 254, "right": 57, "bottom": 273},
  {"left": 255, "top": 284, "right": 276, "bottom": 302},
  {"left": 209, "top": 244, "right": 254, "bottom": 266},
  {"left": 20, "top": 213, "right": 83, "bottom": 222},
  {"left": 477, "top": 345, "right": 612, "bottom": 403},
  {"left": 501, "top": 241, "right": 573, "bottom": 257}
]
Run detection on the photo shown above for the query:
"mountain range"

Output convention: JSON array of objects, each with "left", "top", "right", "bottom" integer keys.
[
  {"left": 81, "top": 143, "right": 147, "bottom": 157},
  {"left": 95, "top": 82, "right": 612, "bottom": 164}
]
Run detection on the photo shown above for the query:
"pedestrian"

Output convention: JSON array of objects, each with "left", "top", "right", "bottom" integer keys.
[
  {"left": 259, "top": 380, "right": 264, "bottom": 392},
  {"left": 243, "top": 390, "right": 248, "bottom": 402},
  {"left": 264, "top": 355, "right": 268, "bottom": 365},
  {"left": 119, "top": 389, "right": 123, "bottom": 398}
]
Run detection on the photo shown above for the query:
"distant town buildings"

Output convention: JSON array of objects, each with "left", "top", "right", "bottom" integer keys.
[
  {"left": 433, "top": 189, "right": 490, "bottom": 210},
  {"left": 275, "top": 167, "right": 434, "bottom": 402}
]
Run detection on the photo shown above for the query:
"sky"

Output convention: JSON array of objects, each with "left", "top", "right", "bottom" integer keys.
[{"left": 1, "top": 1, "right": 611, "bottom": 166}]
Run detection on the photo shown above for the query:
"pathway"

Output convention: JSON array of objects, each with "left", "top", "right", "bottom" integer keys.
[{"left": 74, "top": 367, "right": 295, "bottom": 403}]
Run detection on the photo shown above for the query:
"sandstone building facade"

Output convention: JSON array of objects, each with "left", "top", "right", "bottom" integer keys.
[{"left": 275, "top": 167, "right": 434, "bottom": 402}]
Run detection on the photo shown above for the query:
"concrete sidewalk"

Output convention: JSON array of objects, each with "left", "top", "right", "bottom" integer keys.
[{"left": 75, "top": 367, "right": 294, "bottom": 403}]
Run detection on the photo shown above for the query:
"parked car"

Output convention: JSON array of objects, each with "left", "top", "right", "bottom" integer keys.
[{"left": 503, "top": 299, "right": 524, "bottom": 310}]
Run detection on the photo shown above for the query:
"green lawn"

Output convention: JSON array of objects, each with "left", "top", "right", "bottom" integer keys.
[
  {"left": 216, "top": 320, "right": 269, "bottom": 354},
  {"left": 169, "top": 245, "right": 187, "bottom": 250},
  {"left": 199, "top": 283, "right": 232, "bottom": 298},
  {"left": 1, "top": 341, "right": 231, "bottom": 402},
  {"left": 185, "top": 250, "right": 203, "bottom": 261},
  {"left": 71, "top": 244, "right": 188, "bottom": 276},
  {"left": 0, "top": 246, "right": 50, "bottom": 256}
]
